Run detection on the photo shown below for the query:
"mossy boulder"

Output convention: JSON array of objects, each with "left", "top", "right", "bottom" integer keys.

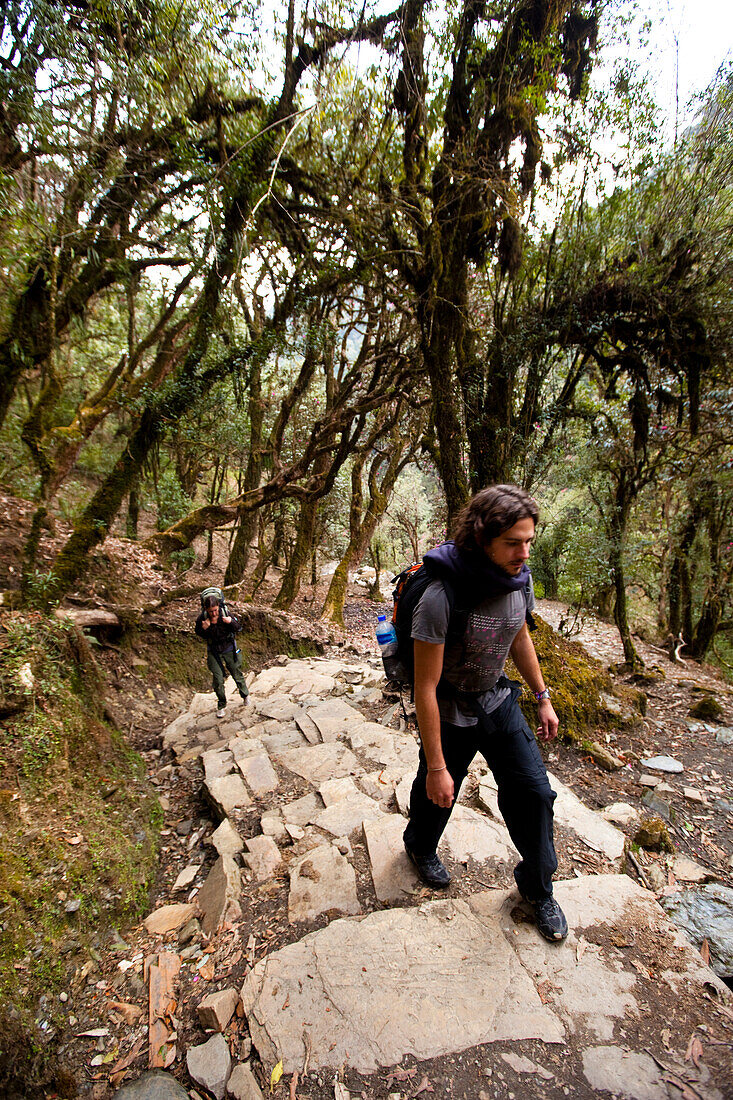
[
  {"left": 634, "top": 816, "right": 674, "bottom": 853},
  {"left": 689, "top": 695, "right": 723, "bottom": 722},
  {"left": 508, "top": 616, "right": 644, "bottom": 744}
]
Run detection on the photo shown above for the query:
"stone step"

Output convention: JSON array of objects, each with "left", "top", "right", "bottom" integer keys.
[
  {"left": 240, "top": 874, "right": 728, "bottom": 1077},
  {"left": 149, "top": 652, "right": 731, "bottom": 1100}
]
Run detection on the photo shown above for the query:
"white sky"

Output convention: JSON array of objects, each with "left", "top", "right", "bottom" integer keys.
[{"left": 639, "top": 0, "right": 732, "bottom": 134}]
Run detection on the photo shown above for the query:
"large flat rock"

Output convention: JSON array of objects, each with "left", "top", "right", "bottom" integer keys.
[
  {"left": 313, "top": 795, "right": 385, "bottom": 838},
  {"left": 282, "top": 792, "right": 323, "bottom": 827},
  {"left": 287, "top": 844, "right": 361, "bottom": 923},
  {"left": 242, "top": 892, "right": 563, "bottom": 1073},
  {"left": 442, "top": 803, "right": 516, "bottom": 864},
  {"left": 306, "top": 698, "right": 365, "bottom": 742},
  {"left": 273, "top": 742, "right": 361, "bottom": 785},
  {"left": 363, "top": 814, "right": 421, "bottom": 903},
  {"left": 348, "top": 722, "right": 419, "bottom": 771},
  {"left": 236, "top": 752, "right": 279, "bottom": 795},
  {"left": 240, "top": 875, "right": 726, "bottom": 1075},
  {"left": 250, "top": 661, "right": 341, "bottom": 699},
  {"left": 256, "top": 695, "right": 302, "bottom": 722},
  {"left": 205, "top": 774, "right": 252, "bottom": 817},
  {"left": 478, "top": 770, "right": 626, "bottom": 867}
]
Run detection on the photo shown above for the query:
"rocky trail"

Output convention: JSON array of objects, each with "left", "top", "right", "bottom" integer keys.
[{"left": 54, "top": 629, "right": 733, "bottom": 1100}]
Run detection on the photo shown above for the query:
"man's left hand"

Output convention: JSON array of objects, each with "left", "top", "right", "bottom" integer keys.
[
  {"left": 222, "top": 615, "right": 232, "bottom": 624},
  {"left": 537, "top": 699, "right": 559, "bottom": 742}
]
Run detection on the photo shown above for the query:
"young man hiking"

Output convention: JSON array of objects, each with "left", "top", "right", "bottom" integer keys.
[
  {"left": 195, "top": 595, "right": 250, "bottom": 717},
  {"left": 403, "top": 484, "right": 568, "bottom": 942}
]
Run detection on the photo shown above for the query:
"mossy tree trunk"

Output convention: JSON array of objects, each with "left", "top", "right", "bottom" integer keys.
[
  {"left": 321, "top": 417, "right": 418, "bottom": 626},
  {"left": 607, "top": 478, "right": 643, "bottom": 670},
  {"left": 126, "top": 487, "right": 140, "bottom": 540},
  {"left": 272, "top": 494, "right": 320, "bottom": 609},
  {"left": 368, "top": 541, "right": 384, "bottom": 600},
  {"left": 244, "top": 509, "right": 274, "bottom": 600},
  {"left": 225, "top": 352, "right": 265, "bottom": 585},
  {"left": 273, "top": 447, "right": 332, "bottom": 610},
  {"left": 689, "top": 480, "right": 728, "bottom": 659},
  {"left": 668, "top": 514, "right": 696, "bottom": 643}
]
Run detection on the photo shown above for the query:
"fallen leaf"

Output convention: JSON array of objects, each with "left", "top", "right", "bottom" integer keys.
[
  {"left": 537, "top": 980, "right": 555, "bottom": 1004},
  {"left": 700, "top": 939, "right": 711, "bottom": 966},
  {"left": 108, "top": 1037, "right": 145, "bottom": 1078},
  {"left": 631, "top": 960, "right": 651, "bottom": 978},
  {"left": 386, "top": 1068, "right": 417, "bottom": 1083},
  {"left": 685, "top": 1034, "right": 704, "bottom": 1067},
  {"left": 576, "top": 938, "right": 589, "bottom": 963},
  {"left": 661, "top": 1028, "right": 672, "bottom": 1051},
  {"left": 271, "top": 1060, "right": 283, "bottom": 1092},
  {"left": 90, "top": 1050, "right": 118, "bottom": 1067},
  {"left": 411, "top": 1076, "right": 434, "bottom": 1096},
  {"left": 66, "top": 834, "right": 83, "bottom": 846},
  {"left": 198, "top": 963, "right": 215, "bottom": 981},
  {"left": 107, "top": 1000, "right": 143, "bottom": 1025},
  {"left": 77, "top": 1028, "right": 109, "bottom": 1038}
]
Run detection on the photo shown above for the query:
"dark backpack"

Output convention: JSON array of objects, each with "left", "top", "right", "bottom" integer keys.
[
  {"left": 200, "top": 586, "right": 230, "bottom": 618},
  {"left": 388, "top": 561, "right": 534, "bottom": 692},
  {"left": 387, "top": 563, "right": 458, "bottom": 690}
]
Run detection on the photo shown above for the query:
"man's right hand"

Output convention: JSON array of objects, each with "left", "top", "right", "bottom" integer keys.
[
  {"left": 201, "top": 618, "right": 210, "bottom": 629},
  {"left": 426, "top": 767, "right": 454, "bottom": 809}
]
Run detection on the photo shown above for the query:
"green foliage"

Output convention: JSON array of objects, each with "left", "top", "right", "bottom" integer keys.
[
  {"left": 170, "top": 547, "right": 196, "bottom": 573},
  {"left": 151, "top": 466, "right": 194, "bottom": 532}
]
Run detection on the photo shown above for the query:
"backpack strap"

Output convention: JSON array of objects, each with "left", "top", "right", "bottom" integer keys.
[{"left": 524, "top": 578, "right": 536, "bottom": 631}]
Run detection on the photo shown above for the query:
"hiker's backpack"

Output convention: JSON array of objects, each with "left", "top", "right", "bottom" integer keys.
[
  {"left": 200, "top": 586, "right": 230, "bottom": 618},
  {"left": 386, "top": 563, "right": 458, "bottom": 689},
  {"left": 386, "top": 562, "right": 534, "bottom": 690}
]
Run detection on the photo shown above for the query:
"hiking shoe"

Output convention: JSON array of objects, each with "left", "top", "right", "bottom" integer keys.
[
  {"left": 216, "top": 706, "right": 226, "bottom": 718},
  {"left": 527, "top": 895, "right": 568, "bottom": 942},
  {"left": 404, "top": 844, "right": 451, "bottom": 888},
  {"left": 241, "top": 694, "right": 250, "bottom": 706}
]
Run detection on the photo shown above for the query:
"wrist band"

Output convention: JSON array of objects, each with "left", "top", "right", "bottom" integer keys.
[
  {"left": 534, "top": 688, "right": 551, "bottom": 701},
  {"left": 428, "top": 765, "right": 448, "bottom": 772}
]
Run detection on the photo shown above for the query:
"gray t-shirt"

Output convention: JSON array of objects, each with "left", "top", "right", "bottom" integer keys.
[{"left": 411, "top": 577, "right": 535, "bottom": 727}]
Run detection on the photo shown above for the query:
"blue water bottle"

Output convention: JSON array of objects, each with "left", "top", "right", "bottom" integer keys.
[{"left": 375, "top": 614, "right": 404, "bottom": 681}]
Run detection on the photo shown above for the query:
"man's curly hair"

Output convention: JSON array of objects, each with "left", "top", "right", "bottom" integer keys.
[{"left": 452, "top": 484, "right": 539, "bottom": 552}]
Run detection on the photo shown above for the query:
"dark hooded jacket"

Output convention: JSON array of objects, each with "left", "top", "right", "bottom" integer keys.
[{"left": 194, "top": 610, "right": 242, "bottom": 655}]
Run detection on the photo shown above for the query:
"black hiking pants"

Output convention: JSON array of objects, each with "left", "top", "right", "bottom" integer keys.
[{"left": 403, "top": 681, "right": 558, "bottom": 900}]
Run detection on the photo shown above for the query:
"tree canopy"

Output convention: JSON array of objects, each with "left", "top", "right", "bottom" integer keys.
[{"left": 1, "top": 0, "right": 731, "bottom": 668}]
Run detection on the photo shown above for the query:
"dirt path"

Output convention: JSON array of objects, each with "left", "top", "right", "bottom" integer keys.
[
  {"left": 58, "top": 645, "right": 733, "bottom": 1100},
  {"left": 41, "top": 595, "right": 731, "bottom": 1100}
]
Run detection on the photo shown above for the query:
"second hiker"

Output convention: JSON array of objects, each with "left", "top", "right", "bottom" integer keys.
[
  {"left": 402, "top": 483, "right": 568, "bottom": 943},
  {"left": 195, "top": 593, "right": 250, "bottom": 717}
]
